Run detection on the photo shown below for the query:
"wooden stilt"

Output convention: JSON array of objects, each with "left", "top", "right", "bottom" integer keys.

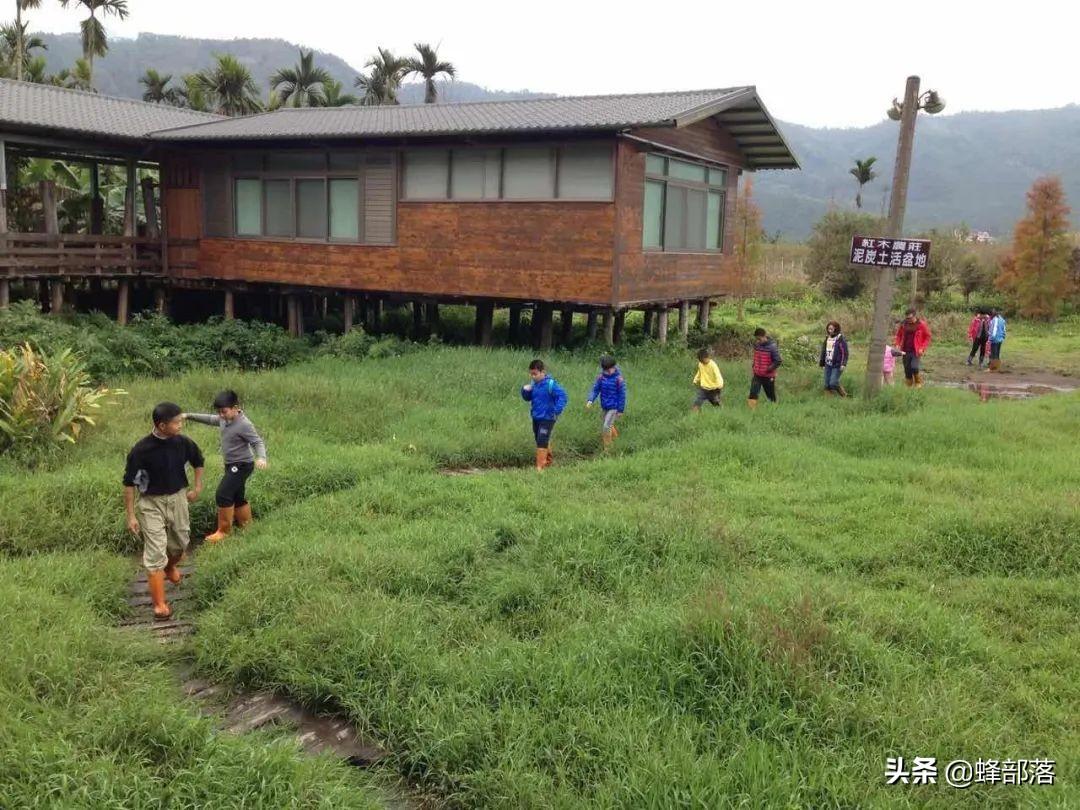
[
  {"left": 286, "top": 296, "right": 299, "bottom": 337},
  {"left": 534, "top": 303, "right": 554, "bottom": 350},
  {"left": 154, "top": 286, "right": 166, "bottom": 315},
  {"left": 368, "top": 297, "right": 383, "bottom": 333},
  {"left": 657, "top": 308, "right": 669, "bottom": 345},
  {"left": 476, "top": 302, "right": 494, "bottom": 347},
  {"left": 343, "top": 296, "right": 355, "bottom": 332},
  {"left": 89, "top": 162, "right": 103, "bottom": 235},
  {"left": 613, "top": 311, "right": 625, "bottom": 345},
  {"left": 508, "top": 305, "right": 522, "bottom": 345},
  {"left": 223, "top": 288, "right": 235, "bottom": 320},
  {"left": 678, "top": 301, "right": 690, "bottom": 339},
  {"left": 586, "top": 310, "right": 598, "bottom": 341},
  {"left": 602, "top": 310, "right": 614, "bottom": 345},
  {"left": 559, "top": 309, "right": 574, "bottom": 346},
  {"left": 425, "top": 301, "right": 440, "bottom": 335},
  {"left": 50, "top": 280, "right": 65, "bottom": 315},
  {"left": 696, "top": 298, "right": 712, "bottom": 330},
  {"left": 642, "top": 308, "right": 654, "bottom": 338},
  {"left": 0, "top": 279, "right": 9, "bottom": 309},
  {"left": 412, "top": 300, "right": 423, "bottom": 336},
  {"left": 116, "top": 280, "right": 130, "bottom": 326}
]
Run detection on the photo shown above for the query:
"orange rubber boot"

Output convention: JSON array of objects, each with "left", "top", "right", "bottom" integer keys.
[
  {"left": 205, "top": 506, "right": 234, "bottom": 543},
  {"left": 234, "top": 503, "right": 253, "bottom": 528},
  {"left": 147, "top": 569, "right": 172, "bottom": 620},
  {"left": 535, "top": 448, "right": 547, "bottom": 472}
]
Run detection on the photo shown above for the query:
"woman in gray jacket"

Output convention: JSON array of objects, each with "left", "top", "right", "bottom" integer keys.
[{"left": 184, "top": 390, "right": 268, "bottom": 542}]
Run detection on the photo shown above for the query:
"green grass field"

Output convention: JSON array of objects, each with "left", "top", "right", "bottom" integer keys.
[{"left": 2, "top": 339, "right": 1077, "bottom": 808}]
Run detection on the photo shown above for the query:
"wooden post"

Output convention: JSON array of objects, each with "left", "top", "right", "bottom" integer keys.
[
  {"left": 40, "top": 179, "right": 59, "bottom": 236},
  {"left": 287, "top": 295, "right": 302, "bottom": 337},
  {"left": 0, "top": 139, "right": 7, "bottom": 310},
  {"left": 140, "top": 177, "right": 159, "bottom": 239},
  {"left": 368, "top": 297, "right": 383, "bottom": 333},
  {"left": 223, "top": 288, "right": 235, "bottom": 320},
  {"left": 0, "top": 280, "right": 8, "bottom": 309},
  {"left": 50, "top": 280, "right": 65, "bottom": 315},
  {"left": 559, "top": 308, "right": 574, "bottom": 346},
  {"left": 613, "top": 311, "right": 625, "bottom": 344},
  {"left": 586, "top": 310, "right": 598, "bottom": 341},
  {"left": 425, "top": 301, "right": 440, "bottom": 334},
  {"left": 154, "top": 286, "right": 166, "bottom": 315},
  {"left": 412, "top": 300, "right": 423, "bottom": 336},
  {"left": 534, "top": 303, "right": 554, "bottom": 350},
  {"left": 602, "top": 309, "right": 614, "bottom": 345},
  {"left": 116, "top": 280, "right": 130, "bottom": 326},
  {"left": 89, "top": 162, "right": 103, "bottom": 235},
  {"left": 343, "top": 296, "right": 355, "bottom": 332},
  {"left": 657, "top": 307, "right": 669, "bottom": 345},
  {"left": 643, "top": 308, "right": 654, "bottom": 338},
  {"left": 696, "top": 298, "right": 711, "bottom": 330},
  {"left": 476, "top": 301, "right": 494, "bottom": 347},
  {"left": 678, "top": 301, "right": 690, "bottom": 339},
  {"left": 123, "top": 159, "right": 137, "bottom": 279},
  {"left": 508, "top": 305, "right": 522, "bottom": 344}
]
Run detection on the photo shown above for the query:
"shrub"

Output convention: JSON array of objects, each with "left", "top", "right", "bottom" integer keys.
[
  {"left": 805, "top": 210, "right": 883, "bottom": 298},
  {"left": 0, "top": 343, "right": 122, "bottom": 460}
]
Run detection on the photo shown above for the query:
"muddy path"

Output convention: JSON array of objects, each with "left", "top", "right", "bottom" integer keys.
[{"left": 922, "top": 351, "right": 1078, "bottom": 399}]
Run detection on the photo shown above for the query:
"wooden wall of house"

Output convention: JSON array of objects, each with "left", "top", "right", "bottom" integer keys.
[
  {"left": 185, "top": 202, "right": 616, "bottom": 305},
  {"left": 161, "top": 152, "right": 202, "bottom": 270},
  {"left": 613, "top": 122, "right": 747, "bottom": 305}
]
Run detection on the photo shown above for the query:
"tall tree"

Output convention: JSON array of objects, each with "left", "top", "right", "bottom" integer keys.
[
  {"left": 320, "top": 78, "right": 358, "bottom": 107},
  {"left": 52, "top": 57, "right": 93, "bottom": 91},
  {"left": 196, "top": 54, "right": 262, "bottom": 116},
  {"left": 849, "top": 157, "right": 877, "bottom": 209},
  {"left": 177, "top": 73, "right": 210, "bottom": 112},
  {"left": 13, "top": 0, "right": 42, "bottom": 81},
  {"left": 139, "top": 68, "right": 177, "bottom": 104},
  {"left": 3, "top": 16, "right": 45, "bottom": 80},
  {"left": 996, "top": 176, "right": 1073, "bottom": 319},
  {"left": 270, "top": 48, "right": 331, "bottom": 107},
  {"left": 404, "top": 42, "right": 455, "bottom": 104},
  {"left": 355, "top": 47, "right": 406, "bottom": 105},
  {"left": 58, "top": 0, "right": 129, "bottom": 86}
]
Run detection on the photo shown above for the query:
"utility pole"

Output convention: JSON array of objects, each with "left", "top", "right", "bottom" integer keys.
[{"left": 864, "top": 76, "right": 921, "bottom": 398}]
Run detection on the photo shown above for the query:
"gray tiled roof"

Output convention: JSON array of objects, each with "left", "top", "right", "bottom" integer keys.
[
  {"left": 151, "top": 88, "right": 755, "bottom": 140},
  {"left": 0, "top": 78, "right": 223, "bottom": 141}
]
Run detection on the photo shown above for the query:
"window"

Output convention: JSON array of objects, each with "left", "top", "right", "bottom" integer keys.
[
  {"left": 642, "top": 152, "right": 727, "bottom": 251},
  {"left": 557, "top": 145, "right": 613, "bottom": 199},
  {"left": 296, "top": 179, "right": 327, "bottom": 239},
  {"left": 264, "top": 179, "right": 293, "bottom": 237},
  {"left": 503, "top": 147, "right": 555, "bottom": 199},
  {"left": 329, "top": 179, "right": 360, "bottom": 240},
  {"left": 234, "top": 178, "right": 262, "bottom": 236},
  {"left": 451, "top": 149, "right": 501, "bottom": 199},
  {"left": 403, "top": 149, "right": 449, "bottom": 199}
]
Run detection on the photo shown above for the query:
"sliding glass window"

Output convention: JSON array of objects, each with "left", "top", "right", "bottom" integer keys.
[{"left": 642, "top": 154, "right": 728, "bottom": 252}]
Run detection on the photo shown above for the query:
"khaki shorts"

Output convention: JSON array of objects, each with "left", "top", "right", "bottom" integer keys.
[{"left": 137, "top": 491, "right": 191, "bottom": 571}]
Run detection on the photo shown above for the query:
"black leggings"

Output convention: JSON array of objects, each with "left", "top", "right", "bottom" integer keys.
[
  {"left": 902, "top": 354, "right": 920, "bottom": 379},
  {"left": 990, "top": 341, "right": 1002, "bottom": 361},
  {"left": 749, "top": 375, "right": 777, "bottom": 402},
  {"left": 216, "top": 462, "right": 254, "bottom": 507},
  {"left": 968, "top": 339, "right": 986, "bottom": 362}
]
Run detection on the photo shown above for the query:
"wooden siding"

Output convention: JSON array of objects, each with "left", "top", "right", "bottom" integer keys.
[
  {"left": 628, "top": 118, "right": 748, "bottom": 168},
  {"left": 613, "top": 133, "right": 742, "bottom": 305},
  {"left": 363, "top": 154, "right": 395, "bottom": 244},
  {"left": 185, "top": 201, "right": 616, "bottom": 304}
]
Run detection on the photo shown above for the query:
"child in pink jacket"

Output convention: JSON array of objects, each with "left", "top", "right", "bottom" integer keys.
[{"left": 882, "top": 343, "right": 904, "bottom": 386}]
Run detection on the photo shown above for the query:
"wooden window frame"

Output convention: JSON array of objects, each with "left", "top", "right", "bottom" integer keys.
[{"left": 643, "top": 152, "right": 728, "bottom": 254}]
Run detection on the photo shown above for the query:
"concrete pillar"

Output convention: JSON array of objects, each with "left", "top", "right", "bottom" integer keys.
[
  {"left": 586, "top": 310, "right": 598, "bottom": 341},
  {"left": 343, "top": 296, "right": 355, "bottom": 332},
  {"left": 223, "top": 288, "right": 235, "bottom": 320},
  {"left": 643, "top": 308, "right": 654, "bottom": 338},
  {"left": 476, "top": 302, "right": 494, "bottom": 347},
  {"left": 559, "top": 309, "right": 574, "bottom": 346},
  {"left": 508, "top": 305, "right": 522, "bottom": 344},
  {"left": 657, "top": 307, "right": 669, "bottom": 345},
  {"left": 116, "top": 280, "right": 130, "bottom": 326},
  {"left": 678, "top": 301, "right": 690, "bottom": 339},
  {"left": 613, "top": 311, "right": 625, "bottom": 345},
  {"left": 602, "top": 309, "right": 614, "bottom": 345},
  {"left": 696, "top": 298, "right": 711, "bottom": 330}
]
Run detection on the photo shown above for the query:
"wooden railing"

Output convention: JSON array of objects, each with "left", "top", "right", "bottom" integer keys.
[{"left": 0, "top": 233, "right": 163, "bottom": 278}]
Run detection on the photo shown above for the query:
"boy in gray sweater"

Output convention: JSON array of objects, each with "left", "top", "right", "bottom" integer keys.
[{"left": 183, "top": 390, "right": 268, "bottom": 542}]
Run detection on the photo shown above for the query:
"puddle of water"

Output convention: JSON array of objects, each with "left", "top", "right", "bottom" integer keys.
[{"left": 936, "top": 380, "right": 1075, "bottom": 400}]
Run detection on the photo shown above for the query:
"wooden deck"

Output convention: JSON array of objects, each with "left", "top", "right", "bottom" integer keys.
[{"left": 0, "top": 233, "right": 164, "bottom": 279}]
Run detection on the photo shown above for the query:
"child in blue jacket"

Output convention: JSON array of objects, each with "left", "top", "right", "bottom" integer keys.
[
  {"left": 521, "top": 359, "right": 568, "bottom": 471},
  {"left": 585, "top": 354, "right": 626, "bottom": 450}
]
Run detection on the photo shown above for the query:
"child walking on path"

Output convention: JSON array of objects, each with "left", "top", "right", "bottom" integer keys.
[
  {"left": 748, "top": 328, "right": 782, "bottom": 408},
  {"left": 123, "top": 402, "right": 205, "bottom": 620},
  {"left": 967, "top": 309, "right": 990, "bottom": 368},
  {"left": 819, "top": 321, "right": 849, "bottom": 396},
  {"left": 987, "top": 309, "right": 1007, "bottom": 371},
  {"left": 691, "top": 347, "right": 724, "bottom": 411},
  {"left": 521, "top": 359, "right": 568, "bottom": 471},
  {"left": 586, "top": 355, "right": 626, "bottom": 449},
  {"left": 894, "top": 309, "right": 932, "bottom": 388},
  {"left": 882, "top": 343, "right": 903, "bottom": 386},
  {"left": 184, "top": 390, "right": 268, "bottom": 543}
]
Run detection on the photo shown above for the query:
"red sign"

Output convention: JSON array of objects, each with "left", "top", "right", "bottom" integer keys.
[{"left": 850, "top": 236, "right": 931, "bottom": 269}]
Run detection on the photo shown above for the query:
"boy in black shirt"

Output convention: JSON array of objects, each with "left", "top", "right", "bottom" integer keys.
[{"left": 123, "top": 402, "right": 205, "bottom": 620}]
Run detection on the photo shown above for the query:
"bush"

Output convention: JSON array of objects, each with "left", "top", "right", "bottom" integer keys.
[
  {"left": 805, "top": 210, "right": 883, "bottom": 298},
  {"left": 0, "top": 343, "right": 122, "bottom": 460},
  {"left": 318, "top": 327, "right": 422, "bottom": 360}
]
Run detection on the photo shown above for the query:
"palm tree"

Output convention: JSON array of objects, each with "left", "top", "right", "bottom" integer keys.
[
  {"left": 139, "top": 68, "right": 178, "bottom": 104},
  {"left": 320, "top": 78, "right": 358, "bottom": 107},
  {"left": 3, "top": 17, "right": 46, "bottom": 80},
  {"left": 270, "top": 48, "right": 331, "bottom": 107},
  {"left": 196, "top": 54, "right": 262, "bottom": 116},
  {"left": 176, "top": 73, "right": 210, "bottom": 112},
  {"left": 850, "top": 157, "right": 878, "bottom": 209},
  {"left": 53, "top": 57, "right": 93, "bottom": 91},
  {"left": 13, "top": 0, "right": 42, "bottom": 82},
  {"left": 355, "top": 47, "right": 406, "bottom": 105},
  {"left": 58, "top": 0, "right": 129, "bottom": 86},
  {"left": 23, "top": 53, "right": 48, "bottom": 83},
  {"left": 404, "top": 42, "right": 455, "bottom": 104}
]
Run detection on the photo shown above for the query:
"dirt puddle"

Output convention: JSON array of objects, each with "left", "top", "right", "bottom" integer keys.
[{"left": 935, "top": 379, "right": 1078, "bottom": 400}]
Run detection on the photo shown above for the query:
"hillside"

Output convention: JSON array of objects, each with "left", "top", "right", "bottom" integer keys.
[{"left": 35, "top": 32, "right": 1080, "bottom": 239}]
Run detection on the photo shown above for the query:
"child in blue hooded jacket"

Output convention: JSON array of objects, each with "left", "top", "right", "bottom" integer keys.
[
  {"left": 521, "top": 359, "right": 568, "bottom": 471},
  {"left": 585, "top": 354, "right": 626, "bottom": 450}
]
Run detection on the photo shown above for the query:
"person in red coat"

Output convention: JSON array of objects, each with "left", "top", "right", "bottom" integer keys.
[{"left": 894, "top": 308, "right": 932, "bottom": 388}]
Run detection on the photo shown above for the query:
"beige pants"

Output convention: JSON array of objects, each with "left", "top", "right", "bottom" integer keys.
[{"left": 137, "top": 491, "right": 191, "bottom": 571}]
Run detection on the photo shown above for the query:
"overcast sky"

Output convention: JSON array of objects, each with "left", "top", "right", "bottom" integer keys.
[{"left": 24, "top": 0, "right": 1077, "bottom": 128}]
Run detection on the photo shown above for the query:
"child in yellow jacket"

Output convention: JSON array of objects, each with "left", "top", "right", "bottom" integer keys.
[{"left": 692, "top": 347, "right": 724, "bottom": 410}]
